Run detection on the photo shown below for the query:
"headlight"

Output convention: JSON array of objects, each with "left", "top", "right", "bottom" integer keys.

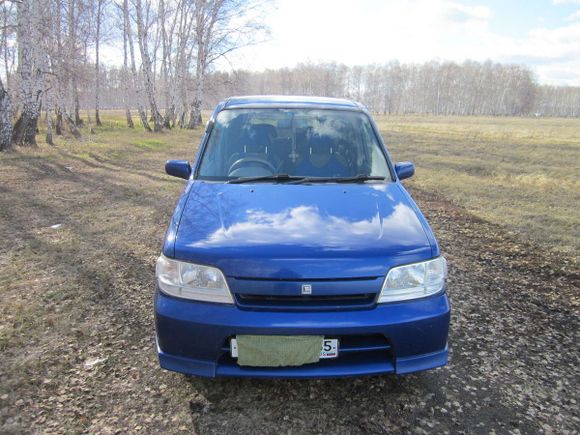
[
  {"left": 156, "top": 255, "right": 233, "bottom": 304},
  {"left": 378, "top": 257, "right": 447, "bottom": 303}
]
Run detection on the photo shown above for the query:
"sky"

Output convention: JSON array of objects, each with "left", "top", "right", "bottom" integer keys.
[{"left": 228, "top": 0, "right": 580, "bottom": 86}]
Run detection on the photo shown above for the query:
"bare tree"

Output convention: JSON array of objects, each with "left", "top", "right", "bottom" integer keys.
[
  {"left": 1, "top": 1, "right": 16, "bottom": 89},
  {"left": 0, "top": 0, "right": 14, "bottom": 151},
  {"left": 0, "top": 75, "right": 12, "bottom": 150},
  {"left": 123, "top": 0, "right": 150, "bottom": 131},
  {"left": 133, "top": 0, "right": 163, "bottom": 131},
  {"left": 158, "top": 0, "right": 175, "bottom": 128},
  {"left": 109, "top": 0, "right": 135, "bottom": 128},
  {"left": 67, "top": 0, "right": 83, "bottom": 126},
  {"left": 187, "top": 0, "right": 268, "bottom": 128},
  {"left": 174, "top": 1, "right": 196, "bottom": 127},
  {"left": 11, "top": 0, "right": 43, "bottom": 147},
  {"left": 94, "top": 0, "right": 107, "bottom": 126}
]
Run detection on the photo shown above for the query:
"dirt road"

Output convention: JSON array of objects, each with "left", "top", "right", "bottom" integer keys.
[{"left": 0, "top": 142, "right": 578, "bottom": 434}]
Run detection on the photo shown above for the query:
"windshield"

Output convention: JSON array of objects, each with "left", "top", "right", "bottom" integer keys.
[{"left": 197, "top": 108, "right": 391, "bottom": 181}]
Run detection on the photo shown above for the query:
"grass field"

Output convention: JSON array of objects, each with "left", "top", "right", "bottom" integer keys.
[
  {"left": 376, "top": 115, "right": 580, "bottom": 261},
  {"left": 0, "top": 111, "right": 578, "bottom": 432}
]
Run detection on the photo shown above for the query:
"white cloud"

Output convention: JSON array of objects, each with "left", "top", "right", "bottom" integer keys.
[
  {"left": 228, "top": 0, "right": 580, "bottom": 85},
  {"left": 553, "top": 0, "right": 580, "bottom": 4},
  {"left": 444, "top": 2, "right": 491, "bottom": 22},
  {"left": 234, "top": 0, "right": 493, "bottom": 68},
  {"left": 567, "top": 9, "right": 580, "bottom": 20}
]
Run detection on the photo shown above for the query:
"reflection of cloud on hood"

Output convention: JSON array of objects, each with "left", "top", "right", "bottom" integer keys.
[
  {"left": 191, "top": 203, "right": 424, "bottom": 249},
  {"left": 369, "top": 184, "right": 395, "bottom": 201}
]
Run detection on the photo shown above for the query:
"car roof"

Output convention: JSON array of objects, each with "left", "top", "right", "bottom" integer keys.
[{"left": 221, "top": 95, "right": 366, "bottom": 111}]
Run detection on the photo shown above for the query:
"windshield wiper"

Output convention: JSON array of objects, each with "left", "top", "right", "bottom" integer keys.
[
  {"left": 288, "top": 174, "right": 386, "bottom": 184},
  {"left": 227, "top": 174, "right": 306, "bottom": 184}
]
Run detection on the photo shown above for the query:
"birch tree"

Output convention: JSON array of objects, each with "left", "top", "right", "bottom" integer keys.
[
  {"left": 123, "top": 0, "right": 150, "bottom": 131},
  {"left": 121, "top": 4, "right": 134, "bottom": 128},
  {"left": 11, "top": 0, "right": 43, "bottom": 147},
  {"left": 174, "top": 1, "right": 196, "bottom": 127},
  {"left": 133, "top": 0, "right": 163, "bottom": 131},
  {"left": 67, "top": 0, "right": 82, "bottom": 126},
  {"left": 187, "top": 0, "right": 268, "bottom": 128},
  {"left": 94, "top": 0, "right": 107, "bottom": 126},
  {"left": 158, "top": 0, "right": 178, "bottom": 128},
  {"left": 0, "top": 75, "right": 12, "bottom": 150},
  {"left": 1, "top": 1, "right": 15, "bottom": 90},
  {"left": 0, "top": 1, "right": 14, "bottom": 151}
]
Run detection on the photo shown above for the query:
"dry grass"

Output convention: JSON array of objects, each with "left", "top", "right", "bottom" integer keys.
[
  {"left": 0, "top": 111, "right": 578, "bottom": 433},
  {"left": 0, "top": 112, "right": 202, "bottom": 431},
  {"left": 376, "top": 115, "right": 580, "bottom": 260}
]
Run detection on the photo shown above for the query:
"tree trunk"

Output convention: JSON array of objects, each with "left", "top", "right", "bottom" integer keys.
[
  {"left": 178, "top": 110, "right": 186, "bottom": 129},
  {"left": 187, "top": 98, "right": 202, "bottom": 129},
  {"left": 122, "top": 3, "right": 134, "bottom": 129},
  {"left": 134, "top": 0, "right": 163, "bottom": 132},
  {"left": 56, "top": 107, "right": 63, "bottom": 135},
  {"left": 125, "top": 108, "right": 134, "bottom": 129},
  {"left": 68, "top": 0, "right": 82, "bottom": 127},
  {"left": 163, "top": 105, "right": 174, "bottom": 129},
  {"left": 73, "top": 85, "right": 82, "bottom": 126},
  {"left": 94, "top": 0, "right": 103, "bottom": 126},
  {"left": 12, "top": 0, "right": 40, "bottom": 147},
  {"left": 46, "top": 108, "right": 54, "bottom": 145},
  {"left": 54, "top": 0, "right": 65, "bottom": 136},
  {"left": 187, "top": 0, "right": 216, "bottom": 130},
  {"left": 63, "top": 109, "right": 82, "bottom": 139},
  {"left": 12, "top": 106, "right": 39, "bottom": 147},
  {"left": 0, "top": 77, "right": 13, "bottom": 151},
  {"left": 124, "top": 0, "right": 151, "bottom": 132},
  {"left": 187, "top": 65, "right": 204, "bottom": 129},
  {"left": 159, "top": 0, "right": 173, "bottom": 130}
]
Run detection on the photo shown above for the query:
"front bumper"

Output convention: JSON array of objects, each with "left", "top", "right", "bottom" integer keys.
[{"left": 154, "top": 288, "right": 450, "bottom": 378}]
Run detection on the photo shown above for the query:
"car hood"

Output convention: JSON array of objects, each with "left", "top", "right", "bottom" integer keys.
[{"left": 172, "top": 181, "right": 434, "bottom": 279}]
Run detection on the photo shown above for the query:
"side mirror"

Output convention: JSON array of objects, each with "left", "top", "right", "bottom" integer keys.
[
  {"left": 395, "top": 161, "right": 415, "bottom": 181},
  {"left": 165, "top": 160, "right": 191, "bottom": 180}
]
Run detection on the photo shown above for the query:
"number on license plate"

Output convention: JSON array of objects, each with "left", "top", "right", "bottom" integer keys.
[
  {"left": 320, "top": 339, "right": 338, "bottom": 358},
  {"left": 230, "top": 338, "right": 339, "bottom": 359}
]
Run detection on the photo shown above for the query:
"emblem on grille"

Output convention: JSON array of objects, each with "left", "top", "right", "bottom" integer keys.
[{"left": 301, "top": 284, "right": 312, "bottom": 295}]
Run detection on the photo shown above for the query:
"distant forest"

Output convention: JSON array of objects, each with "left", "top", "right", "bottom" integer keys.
[{"left": 83, "top": 61, "right": 580, "bottom": 118}]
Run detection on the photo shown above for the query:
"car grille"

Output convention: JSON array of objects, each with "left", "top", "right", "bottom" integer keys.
[
  {"left": 228, "top": 276, "right": 383, "bottom": 311},
  {"left": 235, "top": 293, "right": 376, "bottom": 311}
]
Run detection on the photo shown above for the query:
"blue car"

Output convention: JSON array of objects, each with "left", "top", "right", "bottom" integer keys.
[{"left": 155, "top": 96, "right": 450, "bottom": 378}]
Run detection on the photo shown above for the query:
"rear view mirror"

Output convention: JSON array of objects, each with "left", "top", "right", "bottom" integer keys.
[
  {"left": 395, "top": 162, "right": 415, "bottom": 181},
  {"left": 165, "top": 160, "right": 191, "bottom": 180}
]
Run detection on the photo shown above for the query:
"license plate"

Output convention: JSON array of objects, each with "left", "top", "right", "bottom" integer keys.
[{"left": 230, "top": 338, "right": 339, "bottom": 359}]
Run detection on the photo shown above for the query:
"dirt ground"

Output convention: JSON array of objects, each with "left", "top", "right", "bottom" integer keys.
[{"left": 0, "top": 134, "right": 578, "bottom": 434}]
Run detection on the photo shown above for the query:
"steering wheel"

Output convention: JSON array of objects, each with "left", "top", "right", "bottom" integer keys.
[{"left": 228, "top": 156, "right": 277, "bottom": 176}]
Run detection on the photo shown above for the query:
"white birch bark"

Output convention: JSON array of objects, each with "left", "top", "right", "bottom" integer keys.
[
  {"left": 0, "top": 75, "right": 12, "bottom": 151},
  {"left": 12, "top": 0, "right": 42, "bottom": 147},
  {"left": 122, "top": 5, "right": 134, "bottom": 129},
  {"left": 124, "top": 0, "right": 150, "bottom": 131},
  {"left": 95, "top": 0, "right": 104, "bottom": 126},
  {"left": 134, "top": 0, "right": 163, "bottom": 132}
]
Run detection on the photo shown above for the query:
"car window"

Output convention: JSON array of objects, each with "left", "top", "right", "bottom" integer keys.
[{"left": 197, "top": 108, "right": 390, "bottom": 181}]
